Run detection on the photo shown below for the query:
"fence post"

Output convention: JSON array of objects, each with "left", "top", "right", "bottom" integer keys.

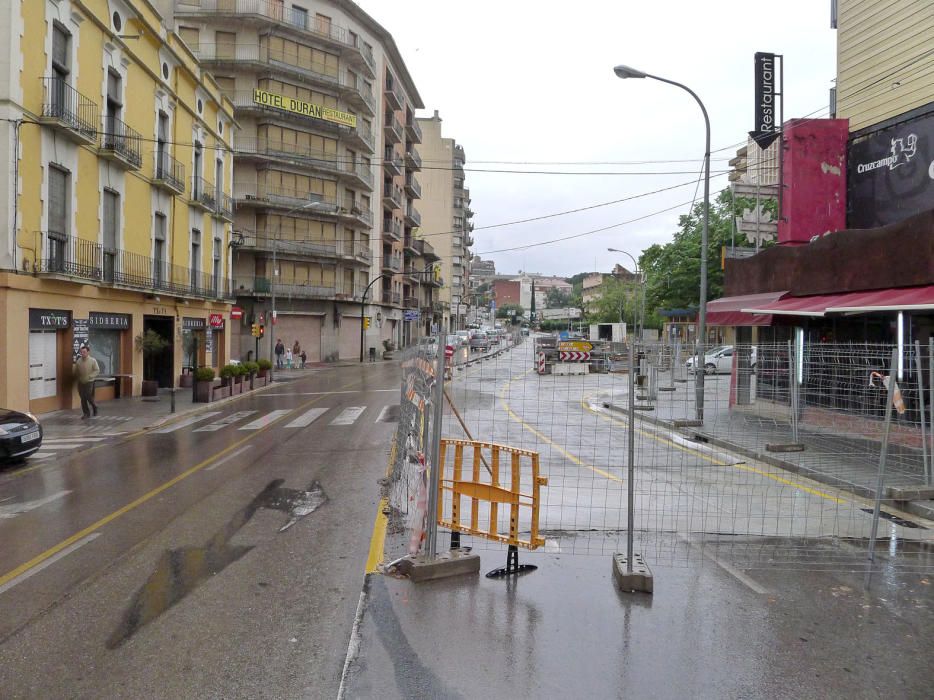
[
  {"left": 915, "top": 340, "right": 928, "bottom": 482},
  {"left": 627, "top": 341, "right": 636, "bottom": 571},
  {"left": 866, "top": 348, "right": 899, "bottom": 586},
  {"left": 929, "top": 338, "right": 934, "bottom": 484},
  {"left": 425, "top": 330, "right": 446, "bottom": 560},
  {"left": 788, "top": 340, "right": 799, "bottom": 444}
]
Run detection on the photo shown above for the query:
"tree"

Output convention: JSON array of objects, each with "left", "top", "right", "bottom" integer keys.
[
  {"left": 545, "top": 287, "right": 571, "bottom": 308},
  {"left": 496, "top": 303, "right": 524, "bottom": 322},
  {"left": 589, "top": 277, "right": 641, "bottom": 326}
]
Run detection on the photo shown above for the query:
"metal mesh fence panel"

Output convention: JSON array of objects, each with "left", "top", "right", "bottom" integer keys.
[{"left": 436, "top": 333, "right": 933, "bottom": 574}]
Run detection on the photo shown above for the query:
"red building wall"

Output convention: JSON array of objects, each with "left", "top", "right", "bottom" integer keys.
[
  {"left": 778, "top": 118, "right": 849, "bottom": 245},
  {"left": 493, "top": 280, "right": 520, "bottom": 306}
]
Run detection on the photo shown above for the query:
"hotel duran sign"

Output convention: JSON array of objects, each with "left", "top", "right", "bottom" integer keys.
[{"left": 252, "top": 88, "right": 357, "bottom": 128}]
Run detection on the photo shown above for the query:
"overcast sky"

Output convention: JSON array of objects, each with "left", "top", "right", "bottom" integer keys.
[{"left": 354, "top": 0, "right": 837, "bottom": 278}]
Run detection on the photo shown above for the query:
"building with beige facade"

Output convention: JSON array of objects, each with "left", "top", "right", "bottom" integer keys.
[
  {"left": 0, "top": 0, "right": 235, "bottom": 414},
  {"left": 415, "top": 111, "right": 473, "bottom": 332},
  {"left": 156, "top": 0, "right": 429, "bottom": 360}
]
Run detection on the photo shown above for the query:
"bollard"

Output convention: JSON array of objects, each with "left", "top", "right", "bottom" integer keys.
[{"left": 170, "top": 387, "right": 176, "bottom": 413}]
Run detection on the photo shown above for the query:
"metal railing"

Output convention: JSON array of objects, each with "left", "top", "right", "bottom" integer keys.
[
  {"left": 405, "top": 118, "right": 422, "bottom": 143},
  {"left": 383, "top": 181, "right": 404, "bottom": 209},
  {"left": 234, "top": 276, "right": 337, "bottom": 300},
  {"left": 192, "top": 176, "right": 216, "bottom": 210},
  {"left": 405, "top": 148, "right": 422, "bottom": 170},
  {"left": 405, "top": 206, "right": 421, "bottom": 227},
  {"left": 384, "top": 76, "right": 404, "bottom": 109},
  {"left": 383, "top": 113, "right": 403, "bottom": 142},
  {"left": 233, "top": 183, "right": 338, "bottom": 210},
  {"left": 382, "top": 218, "right": 402, "bottom": 240},
  {"left": 40, "top": 77, "right": 98, "bottom": 143},
  {"left": 194, "top": 43, "right": 341, "bottom": 88},
  {"left": 405, "top": 174, "right": 421, "bottom": 198},
  {"left": 101, "top": 114, "right": 142, "bottom": 168},
  {"left": 237, "top": 136, "right": 373, "bottom": 187},
  {"left": 33, "top": 231, "right": 232, "bottom": 299},
  {"left": 382, "top": 254, "right": 403, "bottom": 272},
  {"left": 215, "top": 192, "right": 234, "bottom": 220},
  {"left": 381, "top": 289, "right": 402, "bottom": 305},
  {"left": 238, "top": 229, "right": 338, "bottom": 258},
  {"left": 153, "top": 150, "right": 185, "bottom": 192}
]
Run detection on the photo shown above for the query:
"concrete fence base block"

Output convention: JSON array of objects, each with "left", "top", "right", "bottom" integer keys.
[
  {"left": 407, "top": 548, "right": 481, "bottom": 583},
  {"left": 612, "top": 553, "right": 653, "bottom": 594},
  {"left": 658, "top": 386, "right": 677, "bottom": 392},
  {"left": 765, "top": 443, "right": 806, "bottom": 453},
  {"left": 633, "top": 405, "right": 655, "bottom": 411},
  {"left": 673, "top": 419, "right": 703, "bottom": 428},
  {"left": 887, "top": 485, "right": 934, "bottom": 500}
]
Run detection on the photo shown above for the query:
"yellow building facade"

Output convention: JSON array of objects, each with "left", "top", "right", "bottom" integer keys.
[{"left": 0, "top": 0, "right": 235, "bottom": 413}]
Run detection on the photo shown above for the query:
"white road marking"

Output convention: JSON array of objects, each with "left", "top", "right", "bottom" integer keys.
[
  {"left": 153, "top": 412, "right": 222, "bottom": 433},
  {"left": 238, "top": 410, "right": 292, "bottom": 430},
  {"left": 0, "top": 490, "right": 71, "bottom": 519},
  {"left": 285, "top": 407, "right": 329, "bottom": 428},
  {"left": 0, "top": 533, "right": 101, "bottom": 595},
  {"left": 261, "top": 389, "right": 397, "bottom": 396},
  {"left": 702, "top": 549, "right": 770, "bottom": 595},
  {"left": 375, "top": 406, "right": 391, "bottom": 423},
  {"left": 30, "top": 452, "right": 55, "bottom": 459},
  {"left": 330, "top": 407, "right": 366, "bottom": 425},
  {"left": 28, "top": 443, "right": 85, "bottom": 450},
  {"left": 206, "top": 445, "right": 254, "bottom": 471},
  {"left": 194, "top": 411, "right": 257, "bottom": 432},
  {"left": 42, "top": 437, "right": 108, "bottom": 443}
]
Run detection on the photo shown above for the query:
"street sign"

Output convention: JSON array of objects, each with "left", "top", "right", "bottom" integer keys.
[
  {"left": 558, "top": 341, "right": 593, "bottom": 353},
  {"left": 444, "top": 346, "right": 454, "bottom": 358},
  {"left": 559, "top": 351, "right": 591, "bottom": 362},
  {"left": 209, "top": 313, "right": 224, "bottom": 328},
  {"left": 403, "top": 310, "right": 420, "bottom": 321},
  {"left": 230, "top": 306, "right": 243, "bottom": 320}
]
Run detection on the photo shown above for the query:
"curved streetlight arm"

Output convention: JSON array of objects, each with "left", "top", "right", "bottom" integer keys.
[{"left": 359, "top": 273, "right": 392, "bottom": 362}]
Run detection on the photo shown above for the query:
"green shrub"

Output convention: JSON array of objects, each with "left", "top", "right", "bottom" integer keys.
[
  {"left": 234, "top": 364, "right": 248, "bottom": 376},
  {"left": 194, "top": 367, "right": 216, "bottom": 382},
  {"left": 243, "top": 361, "right": 259, "bottom": 374},
  {"left": 257, "top": 358, "right": 273, "bottom": 370},
  {"left": 220, "top": 364, "right": 238, "bottom": 379}
]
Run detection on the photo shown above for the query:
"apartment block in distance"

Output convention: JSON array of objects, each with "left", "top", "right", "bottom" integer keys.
[
  {"left": 415, "top": 111, "right": 474, "bottom": 332},
  {"left": 0, "top": 0, "right": 236, "bottom": 413},
  {"left": 157, "top": 0, "right": 427, "bottom": 360}
]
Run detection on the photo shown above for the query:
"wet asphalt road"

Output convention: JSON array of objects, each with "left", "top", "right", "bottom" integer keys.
[{"left": 0, "top": 362, "right": 400, "bottom": 699}]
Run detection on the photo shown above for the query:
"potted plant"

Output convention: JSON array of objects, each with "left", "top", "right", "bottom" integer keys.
[
  {"left": 243, "top": 361, "right": 259, "bottom": 389},
  {"left": 257, "top": 358, "right": 272, "bottom": 378},
  {"left": 219, "top": 364, "right": 238, "bottom": 387},
  {"left": 135, "top": 329, "right": 170, "bottom": 397},
  {"left": 233, "top": 364, "right": 247, "bottom": 393},
  {"left": 194, "top": 366, "right": 215, "bottom": 403},
  {"left": 382, "top": 339, "right": 395, "bottom": 360}
]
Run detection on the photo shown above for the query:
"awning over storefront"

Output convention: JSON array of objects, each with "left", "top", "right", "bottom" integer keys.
[
  {"left": 743, "top": 285, "right": 934, "bottom": 317},
  {"left": 706, "top": 291, "right": 787, "bottom": 326}
]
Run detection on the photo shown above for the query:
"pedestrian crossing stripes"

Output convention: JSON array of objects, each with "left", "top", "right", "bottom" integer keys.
[
  {"left": 238, "top": 410, "right": 292, "bottom": 430},
  {"left": 330, "top": 407, "right": 366, "bottom": 425},
  {"left": 284, "top": 407, "right": 329, "bottom": 428},
  {"left": 153, "top": 412, "right": 221, "bottom": 434},
  {"left": 193, "top": 411, "right": 257, "bottom": 433},
  {"left": 28, "top": 434, "right": 127, "bottom": 461}
]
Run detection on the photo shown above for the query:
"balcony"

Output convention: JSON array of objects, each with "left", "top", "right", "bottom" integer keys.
[
  {"left": 39, "top": 77, "right": 98, "bottom": 145},
  {"left": 382, "top": 254, "right": 403, "bottom": 273},
  {"left": 194, "top": 43, "right": 341, "bottom": 92},
  {"left": 405, "top": 118, "right": 422, "bottom": 143},
  {"left": 382, "top": 181, "right": 404, "bottom": 210},
  {"left": 233, "top": 183, "right": 340, "bottom": 214},
  {"left": 214, "top": 192, "right": 234, "bottom": 221},
  {"left": 339, "top": 240, "right": 371, "bottom": 264},
  {"left": 403, "top": 266, "right": 420, "bottom": 283},
  {"left": 416, "top": 239, "right": 440, "bottom": 262},
  {"left": 381, "top": 290, "right": 402, "bottom": 305},
  {"left": 191, "top": 176, "right": 217, "bottom": 212},
  {"left": 383, "top": 149, "right": 402, "bottom": 176},
  {"left": 31, "top": 231, "right": 232, "bottom": 300},
  {"left": 404, "top": 174, "right": 421, "bottom": 199},
  {"left": 465, "top": 234, "right": 475, "bottom": 247},
  {"left": 404, "top": 148, "right": 422, "bottom": 171},
  {"left": 238, "top": 229, "right": 338, "bottom": 259},
  {"left": 346, "top": 163, "right": 374, "bottom": 190},
  {"left": 99, "top": 115, "right": 142, "bottom": 169},
  {"left": 347, "top": 123, "right": 375, "bottom": 153},
  {"left": 383, "top": 113, "right": 403, "bottom": 144},
  {"left": 404, "top": 205, "right": 421, "bottom": 227},
  {"left": 237, "top": 137, "right": 373, "bottom": 189},
  {"left": 384, "top": 75, "right": 404, "bottom": 110},
  {"left": 152, "top": 151, "right": 185, "bottom": 194},
  {"left": 235, "top": 276, "right": 337, "bottom": 301},
  {"left": 338, "top": 200, "right": 373, "bottom": 226},
  {"left": 342, "top": 81, "right": 376, "bottom": 116},
  {"left": 403, "top": 233, "right": 419, "bottom": 255},
  {"left": 403, "top": 296, "right": 419, "bottom": 309},
  {"left": 382, "top": 217, "right": 402, "bottom": 241}
]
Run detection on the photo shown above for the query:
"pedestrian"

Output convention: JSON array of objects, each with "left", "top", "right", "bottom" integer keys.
[
  {"left": 300, "top": 349, "right": 307, "bottom": 368},
  {"left": 73, "top": 345, "right": 100, "bottom": 419},
  {"left": 293, "top": 339, "right": 301, "bottom": 358},
  {"left": 275, "top": 338, "right": 285, "bottom": 368},
  {"left": 285, "top": 346, "right": 293, "bottom": 369}
]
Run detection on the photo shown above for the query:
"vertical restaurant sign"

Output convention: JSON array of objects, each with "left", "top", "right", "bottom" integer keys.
[
  {"left": 750, "top": 52, "right": 780, "bottom": 149},
  {"left": 73, "top": 319, "right": 89, "bottom": 361}
]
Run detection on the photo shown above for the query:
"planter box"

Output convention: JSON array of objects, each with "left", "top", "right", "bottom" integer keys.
[
  {"left": 178, "top": 374, "right": 193, "bottom": 388},
  {"left": 195, "top": 380, "right": 214, "bottom": 403},
  {"left": 141, "top": 379, "right": 159, "bottom": 397},
  {"left": 212, "top": 384, "right": 231, "bottom": 401}
]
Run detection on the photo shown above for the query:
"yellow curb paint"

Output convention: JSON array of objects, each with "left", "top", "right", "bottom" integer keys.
[{"left": 366, "top": 497, "right": 390, "bottom": 574}]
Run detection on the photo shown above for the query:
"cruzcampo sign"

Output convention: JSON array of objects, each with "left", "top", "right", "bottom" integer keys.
[{"left": 252, "top": 88, "right": 357, "bottom": 128}]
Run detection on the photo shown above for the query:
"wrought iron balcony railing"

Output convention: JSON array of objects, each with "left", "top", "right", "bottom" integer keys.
[
  {"left": 100, "top": 114, "right": 142, "bottom": 168},
  {"left": 40, "top": 77, "right": 99, "bottom": 144},
  {"left": 192, "top": 176, "right": 216, "bottom": 211},
  {"left": 153, "top": 150, "right": 185, "bottom": 193}
]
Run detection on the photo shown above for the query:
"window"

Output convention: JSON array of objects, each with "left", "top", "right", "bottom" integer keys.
[
  {"left": 214, "top": 76, "right": 235, "bottom": 96},
  {"left": 104, "top": 70, "right": 123, "bottom": 151},
  {"left": 315, "top": 13, "right": 331, "bottom": 35},
  {"left": 102, "top": 189, "right": 119, "bottom": 282},
  {"left": 191, "top": 229, "right": 201, "bottom": 289},
  {"left": 153, "top": 213, "right": 166, "bottom": 287},
  {"left": 193, "top": 141, "right": 202, "bottom": 196},
  {"left": 215, "top": 31, "right": 236, "bottom": 60},
  {"left": 213, "top": 237, "right": 222, "bottom": 296},
  {"left": 178, "top": 26, "right": 199, "bottom": 51},
  {"left": 291, "top": 5, "right": 308, "bottom": 29},
  {"left": 51, "top": 23, "right": 70, "bottom": 115},
  {"left": 48, "top": 165, "right": 68, "bottom": 272},
  {"left": 215, "top": 157, "right": 224, "bottom": 204},
  {"left": 156, "top": 111, "right": 168, "bottom": 177}
]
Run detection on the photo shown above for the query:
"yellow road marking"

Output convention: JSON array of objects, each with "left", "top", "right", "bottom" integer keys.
[
  {"left": 0, "top": 377, "right": 365, "bottom": 589},
  {"left": 366, "top": 497, "right": 389, "bottom": 574}
]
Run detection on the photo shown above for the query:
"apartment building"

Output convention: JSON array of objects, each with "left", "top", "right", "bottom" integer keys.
[
  {"left": 415, "top": 111, "right": 474, "bottom": 332},
  {"left": 157, "top": 0, "right": 425, "bottom": 360},
  {"left": 0, "top": 0, "right": 235, "bottom": 413}
]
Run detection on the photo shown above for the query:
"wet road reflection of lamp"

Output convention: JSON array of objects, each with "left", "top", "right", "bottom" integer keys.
[
  {"left": 268, "top": 198, "right": 336, "bottom": 376},
  {"left": 614, "top": 64, "right": 710, "bottom": 421},
  {"left": 607, "top": 248, "right": 645, "bottom": 341}
]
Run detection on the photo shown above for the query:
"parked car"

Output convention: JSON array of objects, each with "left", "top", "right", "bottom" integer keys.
[
  {"left": 0, "top": 408, "right": 43, "bottom": 463},
  {"left": 685, "top": 345, "right": 757, "bottom": 374}
]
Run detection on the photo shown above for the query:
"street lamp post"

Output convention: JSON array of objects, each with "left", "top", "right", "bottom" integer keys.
[
  {"left": 614, "top": 64, "right": 710, "bottom": 421},
  {"left": 607, "top": 247, "right": 645, "bottom": 341},
  {"left": 268, "top": 198, "right": 334, "bottom": 379},
  {"left": 359, "top": 273, "right": 390, "bottom": 363}
]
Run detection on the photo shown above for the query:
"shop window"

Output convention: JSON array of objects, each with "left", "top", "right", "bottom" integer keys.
[{"left": 89, "top": 329, "right": 120, "bottom": 376}]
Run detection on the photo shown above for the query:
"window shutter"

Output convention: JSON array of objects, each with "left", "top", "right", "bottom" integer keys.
[
  {"left": 52, "top": 25, "right": 69, "bottom": 70},
  {"left": 154, "top": 212, "right": 166, "bottom": 241},
  {"left": 48, "top": 167, "right": 67, "bottom": 235},
  {"left": 103, "top": 190, "right": 118, "bottom": 249}
]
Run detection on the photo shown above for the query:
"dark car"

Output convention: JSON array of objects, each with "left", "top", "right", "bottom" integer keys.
[{"left": 0, "top": 408, "right": 43, "bottom": 463}]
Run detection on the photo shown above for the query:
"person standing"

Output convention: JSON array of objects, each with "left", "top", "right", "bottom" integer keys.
[
  {"left": 285, "top": 345, "right": 293, "bottom": 369},
  {"left": 275, "top": 338, "right": 285, "bottom": 368},
  {"left": 73, "top": 345, "right": 100, "bottom": 419},
  {"left": 292, "top": 340, "right": 301, "bottom": 363}
]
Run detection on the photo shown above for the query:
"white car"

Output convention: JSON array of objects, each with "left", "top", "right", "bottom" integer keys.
[{"left": 685, "top": 345, "right": 757, "bottom": 374}]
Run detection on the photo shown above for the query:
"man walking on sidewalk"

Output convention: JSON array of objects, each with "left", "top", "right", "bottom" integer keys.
[{"left": 74, "top": 345, "right": 100, "bottom": 419}]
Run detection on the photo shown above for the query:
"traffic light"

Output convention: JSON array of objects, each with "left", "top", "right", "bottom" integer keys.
[
  {"left": 258, "top": 324, "right": 265, "bottom": 338},
  {"left": 363, "top": 317, "right": 370, "bottom": 329},
  {"left": 251, "top": 323, "right": 260, "bottom": 337}
]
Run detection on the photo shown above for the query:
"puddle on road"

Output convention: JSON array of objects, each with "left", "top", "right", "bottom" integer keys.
[{"left": 108, "top": 479, "right": 327, "bottom": 649}]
